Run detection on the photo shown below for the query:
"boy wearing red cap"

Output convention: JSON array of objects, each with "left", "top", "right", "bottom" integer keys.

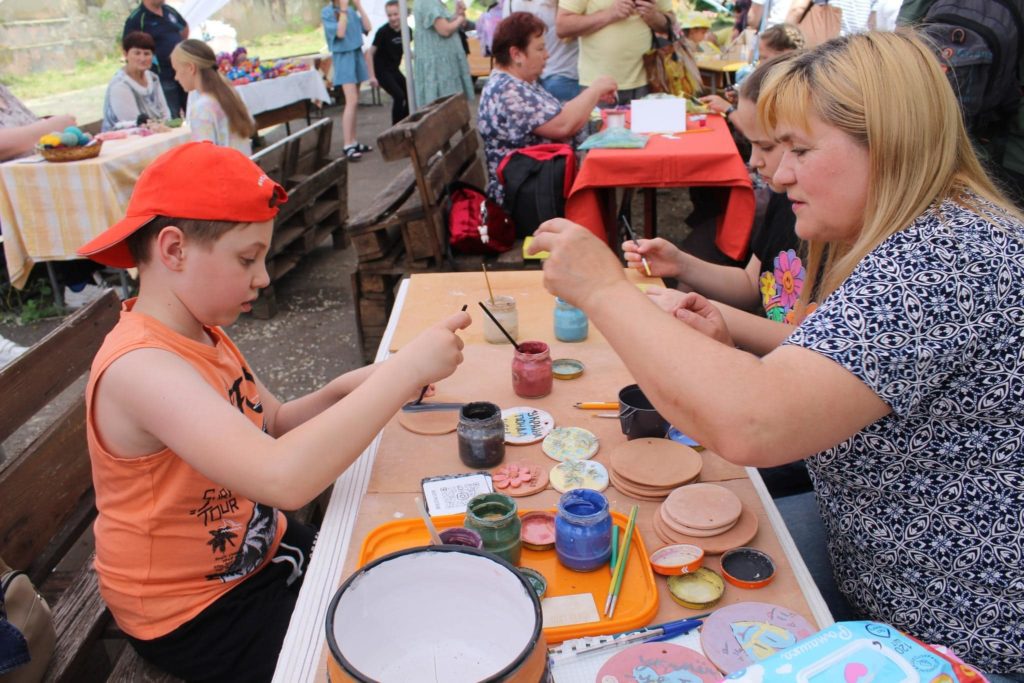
[{"left": 77, "top": 142, "right": 470, "bottom": 681}]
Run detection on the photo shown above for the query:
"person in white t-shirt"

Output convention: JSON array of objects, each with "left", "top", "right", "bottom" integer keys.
[{"left": 747, "top": 0, "right": 793, "bottom": 31}]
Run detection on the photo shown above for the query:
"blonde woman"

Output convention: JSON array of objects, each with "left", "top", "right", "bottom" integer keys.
[
  {"left": 528, "top": 31, "right": 1024, "bottom": 680},
  {"left": 171, "top": 39, "right": 255, "bottom": 154}
]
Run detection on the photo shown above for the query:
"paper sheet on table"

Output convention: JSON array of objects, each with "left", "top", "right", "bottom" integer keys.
[{"left": 630, "top": 98, "right": 688, "bottom": 134}]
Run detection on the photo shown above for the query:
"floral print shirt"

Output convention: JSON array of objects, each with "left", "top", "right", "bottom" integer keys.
[
  {"left": 751, "top": 190, "right": 805, "bottom": 323},
  {"left": 785, "top": 193, "right": 1024, "bottom": 674},
  {"left": 478, "top": 70, "right": 577, "bottom": 206}
]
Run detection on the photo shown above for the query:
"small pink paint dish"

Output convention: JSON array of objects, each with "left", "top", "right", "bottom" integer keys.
[
  {"left": 520, "top": 511, "right": 556, "bottom": 551},
  {"left": 649, "top": 543, "right": 705, "bottom": 576}
]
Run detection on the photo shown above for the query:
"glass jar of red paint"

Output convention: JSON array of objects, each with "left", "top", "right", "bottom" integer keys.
[
  {"left": 511, "top": 341, "right": 552, "bottom": 398},
  {"left": 464, "top": 493, "right": 522, "bottom": 566}
]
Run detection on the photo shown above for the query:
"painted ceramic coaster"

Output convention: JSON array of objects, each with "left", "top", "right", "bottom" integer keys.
[
  {"left": 501, "top": 406, "right": 554, "bottom": 445},
  {"left": 552, "top": 358, "right": 585, "bottom": 380},
  {"left": 549, "top": 459, "right": 609, "bottom": 493},
  {"left": 666, "top": 567, "right": 725, "bottom": 610},
  {"left": 649, "top": 543, "right": 705, "bottom": 575},
  {"left": 653, "top": 506, "right": 759, "bottom": 555},
  {"left": 700, "top": 601, "right": 816, "bottom": 674},
  {"left": 520, "top": 511, "right": 556, "bottom": 550},
  {"left": 663, "top": 483, "right": 743, "bottom": 531},
  {"left": 542, "top": 427, "right": 599, "bottom": 462},
  {"left": 667, "top": 425, "right": 704, "bottom": 450},
  {"left": 490, "top": 461, "right": 548, "bottom": 497},
  {"left": 610, "top": 437, "right": 703, "bottom": 489},
  {"left": 609, "top": 470, "right": 672, "bottom": 502},
  {"left": 397, "top": 404, "right": 460, "bottom": 435},
  {"left": 721, "top": 547, "right": 776, "bottom": 589},
  {"left": 597, "top": 642, "right": 721, "bottom": 683}
]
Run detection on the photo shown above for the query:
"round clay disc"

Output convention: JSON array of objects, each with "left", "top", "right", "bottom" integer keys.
[
  {"left": 609, "top": 437, "right": 703, "bottom": 489},
  {"left": 490, "top": 460, "right": 548, "bottom": 497},
  {"left": 597, "top": 642, "right": 721, "bottom": 683},
  {"left": 663, "top": 483, "right": 743, "bottom": 531},
  {"left": 549, "top": 459, "right": 609, "bottom": 493},
  {"left": 699, "top": 601, "right": 816, "bottom": 675},
  {"left": 397, "top": 405, "right": 460, "bottom": 435},
  {"left": 501, "top": 406, "right": 555, "bottom": 445},
  {"left": 542, "top": 426, "right": 599, "bottom": 462},
  {"left": 653, "top": 505, "right": 759, "bottom": 555},
  {"left": 610, "top": 470, "right": 672, "bottom": 502},
  {"left": 660, "top": 507, "right": 738, "bottom": 538}
]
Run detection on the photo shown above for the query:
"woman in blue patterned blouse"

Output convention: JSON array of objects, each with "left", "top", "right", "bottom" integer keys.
[
  {"left": 527, "top": 31, "right": 1024, "bottom": 680},
  {"left": 477, "top": 12, "right": 617, "bottom": 208}
]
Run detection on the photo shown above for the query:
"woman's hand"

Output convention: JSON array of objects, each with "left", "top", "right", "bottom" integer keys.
[
  {"left": 622, "top": 237, "right": 684, "bottom": 278},
  {"left": 528, "top": 218, "right": 628, "bottom": 310},
  {"left": 699, "top": 94, "right": 732, "bottom": 115},
  {"left": 588, "top": 75, "right": 618, "bottom": 104},
  {"left": 643, "top": 285, "right": 688, "bottom": 315},
  {"left": 674, "top": 292, "right": 735, "bottom": 346}
]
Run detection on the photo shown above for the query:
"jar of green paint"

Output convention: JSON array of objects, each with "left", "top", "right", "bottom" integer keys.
[{"left": 464, "top": 493, "right": 522, "bottom": 566}]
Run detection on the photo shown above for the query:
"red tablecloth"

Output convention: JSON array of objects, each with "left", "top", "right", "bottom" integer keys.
[{"left": 566, "top": 114, "right": 755, "bottom": 261}]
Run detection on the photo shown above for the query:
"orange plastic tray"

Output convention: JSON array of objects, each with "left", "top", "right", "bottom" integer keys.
[{"left": 357, "top": 509, "right": 659, "bottom": 644}]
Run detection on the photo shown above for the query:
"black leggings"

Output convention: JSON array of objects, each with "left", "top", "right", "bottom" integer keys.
[
  {"left": 377, "top": 68, "right": 409, "bottom": 124},
  {"left": 126, "top": 519, "right": 317, "bottom": 683}
]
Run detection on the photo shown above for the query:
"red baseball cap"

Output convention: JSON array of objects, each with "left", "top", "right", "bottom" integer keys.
[{"left": 77, "top": 141, "right": 288, "bottom": 268}]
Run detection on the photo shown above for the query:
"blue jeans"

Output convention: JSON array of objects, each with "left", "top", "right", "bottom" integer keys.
[{"left": 539, "top": 74, "right": 580, "bottom": 103}]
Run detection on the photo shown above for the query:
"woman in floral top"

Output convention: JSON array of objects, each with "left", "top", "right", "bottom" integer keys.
[
  {"left": 529, "top": 32, "right": 1024, "bottom": 679},
  {"left": 625, "top": 53, "right": 805, "bottom": 356},
  {"left": 477, "top": 12, "right": 616, "bottom": 208}
]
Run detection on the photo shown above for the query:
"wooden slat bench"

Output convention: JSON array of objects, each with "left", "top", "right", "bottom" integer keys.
[
  {"left": 250, "top": 117, "right": 349, "bottom": 319},
  {"left": 345, "top": 93, "right": 540, "bottom": 359}
]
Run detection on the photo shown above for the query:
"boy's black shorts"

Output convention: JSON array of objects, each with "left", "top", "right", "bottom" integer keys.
[{"left": 126, "top": 518, "right": 317, "bottom": 683}]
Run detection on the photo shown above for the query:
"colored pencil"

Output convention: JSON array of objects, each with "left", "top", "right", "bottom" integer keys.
[
  {"left": 605, "top": 504, "right": 638, "bottom": 617},
  {"left": 574, "top": 402, "right": 620, "bottom": 410}
]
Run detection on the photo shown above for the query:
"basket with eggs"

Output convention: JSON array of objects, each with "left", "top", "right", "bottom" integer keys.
[{"left": 37, "top": 126, "right": 102, "bottom": 162}]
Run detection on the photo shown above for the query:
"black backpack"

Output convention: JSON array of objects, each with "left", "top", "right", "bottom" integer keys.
[
  {"left": 919, "top": 0, "right": 1024, "bottom": 134},
  {"left": 496, "top": 144, "right": 577, "bottom": 238}
]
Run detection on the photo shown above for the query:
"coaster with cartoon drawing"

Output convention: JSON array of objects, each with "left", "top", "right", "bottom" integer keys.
[{"left": 699, "top": 601, "right": 816, "bottom": 674}]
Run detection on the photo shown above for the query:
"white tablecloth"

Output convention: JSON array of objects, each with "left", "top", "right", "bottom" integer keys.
[{"left": 234, "top": 70, "right": 331, "bottom": 117}]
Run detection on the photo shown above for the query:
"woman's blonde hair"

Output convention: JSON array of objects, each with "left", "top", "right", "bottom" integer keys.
[
  {"left": 758, "top": 30, "right": 1022, "bottom": 306},
  {"left": 173, "top": 39, "right": 256, "bottom": 139}
]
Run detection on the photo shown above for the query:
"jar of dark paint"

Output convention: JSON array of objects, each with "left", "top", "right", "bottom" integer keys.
[
  {"left": 553, "top": 297, "right": 588, "bottom": 342},
  {"left": 464, "top": 493, "right": 522, "bottom": 565},
  {"left": 457, "top": 401, "right": 505, "bottom": 468},
  {"left": 511, "top": 341, "right": 552, "bottom": 398},
  {"left": 555, "top": 489, "right": 612, "bottom": 572}
]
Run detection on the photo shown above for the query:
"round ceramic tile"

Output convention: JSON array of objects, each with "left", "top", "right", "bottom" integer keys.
[
  {"left": 501, "top": 406, "right": 554, "bottom": 445},
  {"left": 490, "top": 461, "right": 548, "bottom": 497},
  {"left": 541, "top": 426, "right": 599, "bottom": 462},
  {"left": 700, "top": 601, "right": 815, "bottom": 674},
  {"left": 597, "top": 643, "right": 720, "bottom": 683},
  {"left": 663, "top": 483, "right": 743, "bottom": 531},
  {"left": 549, "top": 459, "right": 609, "bottom": 493},
  {"left": 609, "top": 437, "right": 702, "bottom": 489}
]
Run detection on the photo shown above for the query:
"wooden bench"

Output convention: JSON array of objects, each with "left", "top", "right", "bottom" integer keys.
[
  {"left": 250, "top": 117, "right": 349, "bottom": 318},
  {"left": 345, "top": 93, "right": 540, "bottom": 359},
  {"left": 0, "top": 290, "right": 180, "bottom": 682}
]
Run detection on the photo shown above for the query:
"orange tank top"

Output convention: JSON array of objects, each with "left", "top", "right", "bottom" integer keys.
[{"left": 86, "top": 301, "right": 286, "bottom": 639}]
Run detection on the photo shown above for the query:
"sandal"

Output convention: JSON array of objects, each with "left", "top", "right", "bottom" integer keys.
[
  {"left": 343, "top": 144, "right": 362, "bottom": 161},
  {"left": 353, "top": 142, "right": 373, "bottom": 153}
]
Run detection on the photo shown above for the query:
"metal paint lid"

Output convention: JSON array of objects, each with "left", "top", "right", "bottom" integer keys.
[
  {"left": 667, "top": 567, "right": 725, "bottom": 610},
  {"left": 720, "top": 547, "right": 776, "bottom": 589},
  {"left": 649, "top": 543, "right": 705, "bottom": 576},
  {"left": 552, "top": 358, "right": 585, "bottom": 380},
  {"left": 517, "top": 566, "right": 548, "bottom": 599}
]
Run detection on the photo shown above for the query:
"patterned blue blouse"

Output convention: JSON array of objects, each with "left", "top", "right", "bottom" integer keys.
[
  {"left": 786, "top": 193, "right": 1024, "bottom": 674},
  {"left": 478, "top": 70, "right": 578, "bottom": 206}
]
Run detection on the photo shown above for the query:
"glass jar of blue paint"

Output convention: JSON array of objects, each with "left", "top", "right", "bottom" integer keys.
[
  {"left": 464, "top": 493, "right": 522, "bottom": 566},
  {"left": 555, "top": 489, "right": 612, "bottom": 572},
  {"left": 553, "top": 297, "right": 588, "bottom": 342}
]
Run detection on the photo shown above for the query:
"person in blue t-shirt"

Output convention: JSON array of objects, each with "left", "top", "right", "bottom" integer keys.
[
  {"left": 323, "top": 0, "right": 374, "bottom": 160},
  {"left": 123, "top": 0, "right": 190, "bottom": 119}
]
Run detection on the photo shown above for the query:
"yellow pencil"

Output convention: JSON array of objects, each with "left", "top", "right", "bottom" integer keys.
[{"left": 574, "top": 402, "right": 620, "bottom": 410}]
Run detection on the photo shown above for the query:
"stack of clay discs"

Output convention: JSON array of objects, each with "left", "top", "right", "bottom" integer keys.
[
  {"left": 654, "top": 483, "right": 759, "bottom": 554},
  {"left": 608, "top": 438, "right": 702, "bottom": 500}
]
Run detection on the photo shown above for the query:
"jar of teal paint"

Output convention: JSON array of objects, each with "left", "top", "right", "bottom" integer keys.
[
  {"left": 554, "top": 297, "right": 588, "bottom": 342},
  {"left": 464, "top": 493, "right": 522, "bottom": 566}
]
